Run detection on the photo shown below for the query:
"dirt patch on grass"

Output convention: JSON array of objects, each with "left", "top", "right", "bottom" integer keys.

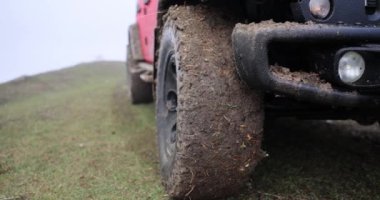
[
  {"left": 0, "top": 163, "right": 12, "bottom": 175},
  {"left": 0, "top": 195, "right": 30, "bottom": 200},
  {"left": 0, "top": 154, "right": 13, "bottom": 175},
  {"left": 270, "top": 65, "right": 332, "bottom": 91}
]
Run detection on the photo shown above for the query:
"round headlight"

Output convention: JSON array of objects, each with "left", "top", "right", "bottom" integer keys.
[
  {"left": 338, "top": 51, "right": 365, "bottom": 84},
  {"left": 309, "top": 0, "right": 331, "bottom": 19}
]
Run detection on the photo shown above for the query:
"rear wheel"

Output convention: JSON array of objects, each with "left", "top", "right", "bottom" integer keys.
[
  {"left": 126, "top": 44, "right": 153, "bottom": 104},
  {"left": 156, "top": 6, "right": 265, "bottom": 199}
]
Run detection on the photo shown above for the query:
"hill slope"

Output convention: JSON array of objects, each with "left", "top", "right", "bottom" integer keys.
[
  {"left": 0, "top": 62, "right": 165, "bottom": 199},
  {"left": 0, "top": 61, "right": 379, "bottom": 200}
]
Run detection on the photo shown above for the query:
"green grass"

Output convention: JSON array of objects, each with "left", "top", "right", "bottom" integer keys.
[
  {"left": 0, "top": 61, "right": 379, "bottom": 200},
  {"left": 0, "top": 62, "right": 165, "bottom": 200}
]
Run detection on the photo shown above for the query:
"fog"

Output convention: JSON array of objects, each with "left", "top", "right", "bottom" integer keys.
[{"left": 0, "top": 0, "right": 136, "bottom": 83}]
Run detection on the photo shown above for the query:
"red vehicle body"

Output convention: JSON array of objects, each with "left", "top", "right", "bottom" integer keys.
[{"left": 136, "top": 0, "right": 158, "bottom": 64}]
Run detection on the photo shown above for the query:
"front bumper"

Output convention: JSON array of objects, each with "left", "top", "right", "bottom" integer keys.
[{"left": 232, "top": 22, "right": 380, "bottom": 108}]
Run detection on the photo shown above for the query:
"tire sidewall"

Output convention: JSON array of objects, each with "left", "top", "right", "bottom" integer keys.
[{"left": 156, "top": 22, "right": 177, "bottom": 181}]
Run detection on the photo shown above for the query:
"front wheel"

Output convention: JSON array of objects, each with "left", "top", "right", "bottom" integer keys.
[{"left": 156, "top": 6, "right": 265, "bottom": 199}]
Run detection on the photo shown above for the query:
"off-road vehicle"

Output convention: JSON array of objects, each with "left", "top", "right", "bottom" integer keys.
[{"left": 126, "top": 0, "right": 380, "bottom": 199}]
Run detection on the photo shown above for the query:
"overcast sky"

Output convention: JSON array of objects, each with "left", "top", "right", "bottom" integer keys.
[{"left": 0, "top": 0, "right": 136, "bottom": 83}]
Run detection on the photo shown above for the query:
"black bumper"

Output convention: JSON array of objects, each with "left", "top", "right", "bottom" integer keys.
[{"left": 232, "top": 22, "right": 380, "bottom": 108}]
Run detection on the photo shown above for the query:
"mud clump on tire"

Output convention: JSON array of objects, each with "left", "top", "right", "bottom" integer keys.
[{"left": 157, "top": 5, "right": 265, "bottom": 199}]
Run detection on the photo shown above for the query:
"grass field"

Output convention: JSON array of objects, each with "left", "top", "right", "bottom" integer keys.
[
  {"left": 0, "top": 62, "right": 164, "bottom": 199},
  {"left": 0, "top": 61, "right": 379, "bottom": 200}
]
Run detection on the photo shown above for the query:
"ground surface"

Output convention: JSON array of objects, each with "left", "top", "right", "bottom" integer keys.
[{"left": 0, "top": 62, "right": 379, "bottom": 200}]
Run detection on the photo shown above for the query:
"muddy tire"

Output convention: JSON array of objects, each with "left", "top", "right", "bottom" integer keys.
[
  {"left": 126, "top": 44, "right": 153, "bottom": 104},
  {"left": 156, "top": 6, "right": 265, "bottom": 199}
]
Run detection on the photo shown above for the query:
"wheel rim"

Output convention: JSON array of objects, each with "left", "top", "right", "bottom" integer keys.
[{"left": 162, "top": 53, "right": 178, "bottom": 165}]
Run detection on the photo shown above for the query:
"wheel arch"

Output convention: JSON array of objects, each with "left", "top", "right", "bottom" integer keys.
[{"left": 153, "top": 0, "right": 247, "bottom": 79}]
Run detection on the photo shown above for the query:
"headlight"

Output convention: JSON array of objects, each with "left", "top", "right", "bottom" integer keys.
[
  {"left": 309, "top": 0, "right": 331, "bottom": 19},
  {"left": 338, "top": 51, "right": 365, "bottom": 84}
]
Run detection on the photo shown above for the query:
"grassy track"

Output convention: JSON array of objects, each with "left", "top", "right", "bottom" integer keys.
[{"left": 0, "top": 61, "right": 379, "bottom": 200}]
